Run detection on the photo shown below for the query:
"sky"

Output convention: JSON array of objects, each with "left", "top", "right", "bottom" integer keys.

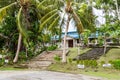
[{"left": 62, "top": 7, "right": 106, "bottom": 32}]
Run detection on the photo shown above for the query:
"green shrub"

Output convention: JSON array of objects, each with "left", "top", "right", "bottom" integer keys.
[
  {"left": 68, "top": 58, "right": 72, "bottom": 64},
  {"left": 108, "top": 60, "right": 113, "bottom": 64},
  {"left": 47, "top": 45, "right": 57, "bottom": 51},
  {"left": 0, "top": 58, "right": 5, "bottom": 66},
  {"left": 100, "top": 61, "right": 105, "bottom": 66},
  {"left": 76, "top": 60, "right": 80, "bottom": 64},
  {"left": 84, "top": 60, "right": 89, "bottom": 67},
  {"left": 91, "top": 60, "right": 98, "bottom": 68},
  {"left": 79, "top": 60, "right": 84, "bottom": 64},
  {"left": 19, "top": 52, "right": 27, "bottom": 62},
  {"left": 111, "top": 60, "right": 120, "bottom": 70},
  {"left": 54, "top": 54, "right": 61, "bottom": 62},
  {"left": 77, "top": 60, "right": 98, "bottom": 68}
]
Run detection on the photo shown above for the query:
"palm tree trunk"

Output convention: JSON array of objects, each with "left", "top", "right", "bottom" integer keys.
[
  {"left": 13, "top": 33, "right": 22, "bottom": 63},
  {"left": 104, "top": 38, "right": 107, "bottom": 55},
  {"left": 62, "top": 14, "right": 70, "bottom": 63},
  {"left": 115, "top": 0, "right": 120, "bottom": 20}
]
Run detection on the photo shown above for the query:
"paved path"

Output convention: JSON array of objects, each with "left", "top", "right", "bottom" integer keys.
[
  {"left": 28, "top": 50, "right": 63, "bottom": 69},
  {"left": 0, "top": 71, "right": 106, "bottom": 80}
]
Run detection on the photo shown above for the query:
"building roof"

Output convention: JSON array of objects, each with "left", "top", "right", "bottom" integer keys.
[
  {"left": 62, "top": 31, "right": 80, "bottom": 39},
  {"left": 52, "top": 31, "right": 99, "bottom": 40}
]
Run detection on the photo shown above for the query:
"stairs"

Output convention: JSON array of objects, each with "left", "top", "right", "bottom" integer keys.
[{"left": 27, "top": 50, "right": 63, "bottom": 70}]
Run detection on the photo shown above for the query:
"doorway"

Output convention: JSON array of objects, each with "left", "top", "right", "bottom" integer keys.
[{"left": 68, "top": 40, "right": 73, "bottom": 47}]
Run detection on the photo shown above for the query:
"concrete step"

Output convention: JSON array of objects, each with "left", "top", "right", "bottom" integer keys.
[
  {"left": 28, "top": 61, "right": 52, "bottom": 68},
  {"left": 31, "top": 59, "right": 53, "bottom": 61}
]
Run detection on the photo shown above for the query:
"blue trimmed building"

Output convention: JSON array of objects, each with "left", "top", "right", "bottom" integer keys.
[{"left": 52, "top": 31, "right": 99, "bottom": 47}]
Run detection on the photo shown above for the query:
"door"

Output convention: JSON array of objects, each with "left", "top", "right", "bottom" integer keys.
[{"left": 68, "top": 40, "right": 73, "bottom": 47}]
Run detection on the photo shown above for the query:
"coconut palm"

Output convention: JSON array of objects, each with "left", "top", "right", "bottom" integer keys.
[
  {"left": 0, "top": 0, "right": 61, "bottom": 62},
  {"left": 38, "top": 0, "right": 84, "bottom": 63}
]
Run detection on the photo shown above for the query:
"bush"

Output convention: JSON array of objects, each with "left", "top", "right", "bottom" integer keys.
[
  {"left": 54, "top": 54, "right": 61, "bottom": 62},
  {"left": 19, "top": 52, "right": 27, "bottom": 62},
  {"left": 47, "top": 45, "right": 57, "bottom": 51},
  {"left": 84, "top": 60, "right": 89, "bottom": 67},
  {"left": 100, "top": 61, "right": 105, "bottom": 66},
  {"left": 77, "top": 60, "right": 98, "bottom": 68},
  {"left": 68, "top": 58, "right": 72, "bottom": 64},
  {"left": 111, "top": 60, "right": 120, "bottom": 70},
  {"left": 0, "top": 58, "right": 5, "bottom": 66},
  {"left": 79, "top": 60, "right": 84, "bottom": 64},
  {"left": 91, "top": 60, "right": 98, "bottom": 68},
  {"left": 76, "top": 60, "right": 80, "bottom": 64}
]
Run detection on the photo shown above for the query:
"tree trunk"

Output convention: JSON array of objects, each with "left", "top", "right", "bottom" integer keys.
[
  {"left": 104, "top": 38, "right": 107, "bottom": 55},
  {"left": 78, "top": 47, "right": 80, "bottom": 55},
  {"left": 115, "top": 0, "right": 120, "bottom": 20},
  {"left": 62, "top": 14, "right": 70, "bottom": 63},
  {"left": 13, "top": 33, "right": 22, "bottom": 63}
]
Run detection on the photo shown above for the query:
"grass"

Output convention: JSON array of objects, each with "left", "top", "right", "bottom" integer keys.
[
  {"left": 68, "top": 47, "right": 91, "bottom": 58},
  {"left": 48, "top": 63, "right": 120, "bottom": 80},
  {"left": 98, "top": 48, "right": 120, "bottom": 63},
  {"left": 0, "top": 65, "right": 26, "bottom": 71},
  {"left": 48, "top": 47, "right": 120, "bottom": 80}
]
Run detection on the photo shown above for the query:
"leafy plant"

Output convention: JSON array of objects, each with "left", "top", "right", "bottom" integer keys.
[
  {"left": 100, "top": 61, "right": 105, "bottom": 66},
  {"left": 111, "top": 60, "right": 120, "bottom": 70},
  {"left": 54, "top": 54, "right": 61, "bottom": 62},
  {"left": 47, "top": 45, "right": 57, "bottom": 51},
  {"left": 68, "top": 58, "right": 72, "bottom": 64}
]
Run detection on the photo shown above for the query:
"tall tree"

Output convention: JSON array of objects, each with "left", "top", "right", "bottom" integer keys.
[{"left": 0, "top": 0, "right": 61, "bottom": 62}]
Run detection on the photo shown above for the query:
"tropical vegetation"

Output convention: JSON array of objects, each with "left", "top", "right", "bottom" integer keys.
[{"left": 0, "top": 0, "right": 120, "bottom": 70}]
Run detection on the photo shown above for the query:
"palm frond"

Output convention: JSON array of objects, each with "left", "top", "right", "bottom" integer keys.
[
  {"left": 40, "top": 9, "right": 57, "bottom": 23},
  {"left": 16, "top": 7, "right": 28, "bottom": 38},
  {"left": 72, "top": 10, "right": 84, "bottom": 33},
  {"left": 48, "top": 16, "right": 60, "bottom": 30},
  {"left": 39, "top": 11, "right": 58, "bottom": 32},
  {"left": 0, "top": 2, "right": 16, "bottom": 23},
  {"left": 0, "top": 33, "right": 9, "bottom": 39}
]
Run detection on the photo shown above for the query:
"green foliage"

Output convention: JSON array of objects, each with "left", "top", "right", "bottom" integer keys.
[
  {"left": 0, "top": 58, "right": 5, "bottom": 66},
  {"left": 98, "top": 37, "right": 104, "bottom": 46},
  {"left": 100, "top": 61, "right": 105, "bottom": 66},
  {"left": 0, "top": 2, "right": 16, "bottom": 23},
  {"left": 77, "top": 60, "right": 98, "bottom": 68},
  {"left": 18, "top": 51, "right": 27, "bottom": 62},
  {"left": 76, "top": 60, "right": 80, "bottom": 64},
  {"left": 54, "top": 54, "right": 61, "bottom": 62},
  {"left": 111, "top": 60, "right": 120, "bottom": 70},
  {"left": 78, "top": 3, "right": 96, "bottom": 32},
  {"left": 68, "top": 58, "right": 72, "bottom": 64},
  {"left": 47, "top": 45, "right": 57, "bottom": 51}
]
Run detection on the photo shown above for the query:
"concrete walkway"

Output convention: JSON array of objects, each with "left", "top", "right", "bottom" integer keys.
[
  {"left": 0, "top": 71, "right": 106, "bottom": 80},
  {"left": 28, "top": 50, "right": 63, "bottom": 69}
]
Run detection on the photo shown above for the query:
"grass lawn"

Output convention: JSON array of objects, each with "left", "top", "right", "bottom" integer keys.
[
  {"left": 98, "top": 48, "right": 120, "bottom": 63},
  {"left": 0, "top": 64, "right": 28, "bottom": 71},
  {"left": 68, "top": 47, "right": 91, "bottom": 59},
  {"left": 48, "top": 47, "right": 120, "bottom": 80}
]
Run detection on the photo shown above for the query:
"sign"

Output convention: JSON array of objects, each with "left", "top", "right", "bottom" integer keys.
[{"left": 77, "top": 64, "right": 85, "bottom": 69}]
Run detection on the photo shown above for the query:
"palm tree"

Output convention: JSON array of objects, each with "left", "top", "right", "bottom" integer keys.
[
  {"left": 38, "top": 0, "right": 84, "bottom": 63},
  {"left": 0, "top": 0, "right": 61, "bottom": 63},
  {"left": 61, "top": 0, "right": 84, "bottom": 63},
  {"left": 114, "top": 0, "right": 120, "bottom": 20}
]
